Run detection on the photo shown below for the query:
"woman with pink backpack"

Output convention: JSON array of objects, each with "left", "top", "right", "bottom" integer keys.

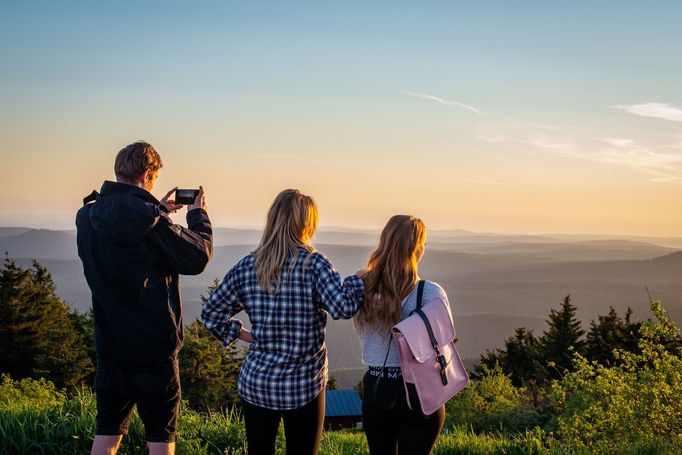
[{"left": 354, "top": 215, "right": 451, "bottom": 455}]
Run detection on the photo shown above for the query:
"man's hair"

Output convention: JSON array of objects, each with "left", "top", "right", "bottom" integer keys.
[{"left": 114, "top": 141, "right": 163, "bottom": 182}]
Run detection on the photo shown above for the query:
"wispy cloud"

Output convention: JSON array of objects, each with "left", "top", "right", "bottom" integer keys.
[
  {"left": 247, "top": 154, "right": 372, "bottom": 165},
  {"left": 460, "top": 179, "right": 510, "bottom": 185},
  {"left": 476, "top": 133, "right": 507, "bottom": 144},
  {"left": 600, "top": 137, "right": 634, "bottom": 148},
  {"left": 613, "top": 102, "right": 682, "bottom": 123},
  {"left": 403, "top": 91, "right": 682, "bottom": 182},
  {"left": 400, "top": 91, "right": 485, "bottom": 114},
  {"left": 593, "top": 146, "right": 682, "bottom": 172},
  {"left": 476, "top": 121, "right": 682, "bottom": 182}
]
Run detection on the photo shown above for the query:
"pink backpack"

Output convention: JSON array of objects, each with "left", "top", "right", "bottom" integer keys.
[{"left": 392, "top": 280, "right": 469, "bottom": 415}]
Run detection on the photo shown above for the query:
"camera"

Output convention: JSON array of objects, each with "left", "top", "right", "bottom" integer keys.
[{"left": 175, "top": 189, "right": 200, "bottom": 205}]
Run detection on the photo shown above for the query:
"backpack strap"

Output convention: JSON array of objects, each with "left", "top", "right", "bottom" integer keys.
[
  {"left": 82, "top": 190, "right": 99, "bottom": 205},
  {"left": 382, "top": 280, "right": 425, "bottom": 373},
  {"left": 413, "top": 282, "right": 449, "bottom": 386},
  {"left": 416, "top": 279, "right": 425, "bottom": 310},
  {"left": 380, "top": 333, "right": 392, "bottom": 374}
]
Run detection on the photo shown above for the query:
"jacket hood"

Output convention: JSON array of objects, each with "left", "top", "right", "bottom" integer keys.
[{"left": 88, "top": 181, "right": 161, "bottom": 246}]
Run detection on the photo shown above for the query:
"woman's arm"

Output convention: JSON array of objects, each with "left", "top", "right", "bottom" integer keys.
[
  {"left": 237, "top": 328, "right": 253, "bottom": 343},
  {"left": 201, "top": 267, "right": 245, "bottom": 346},
  {"left": 312, "top": 254, "right": 365, "bottom": 319}
]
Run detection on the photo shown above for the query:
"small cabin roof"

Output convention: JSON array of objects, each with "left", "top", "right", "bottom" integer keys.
[{"left": 325, "top": 390, "right": 362, "bottom": 417}]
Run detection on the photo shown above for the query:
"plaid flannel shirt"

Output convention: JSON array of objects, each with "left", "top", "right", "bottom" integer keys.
[{"left": 202, "top": 248, "right": 364, "bottom": 410}]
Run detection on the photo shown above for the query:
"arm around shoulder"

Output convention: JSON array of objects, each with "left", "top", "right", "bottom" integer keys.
[{"left": 312, "top": 253, "right": 365, "bottom": 320}]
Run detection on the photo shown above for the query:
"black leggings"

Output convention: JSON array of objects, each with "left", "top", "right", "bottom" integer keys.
[
  {"left": 241, "top": 389, "right": 325, "bottom": 455},
  {"left": 362, "top": 370, "right": 445, "bottom": 455}
]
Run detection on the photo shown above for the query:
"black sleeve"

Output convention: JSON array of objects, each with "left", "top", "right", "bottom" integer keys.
[{"left": 148, "top": 208, "right": 213, "bottom": 275}]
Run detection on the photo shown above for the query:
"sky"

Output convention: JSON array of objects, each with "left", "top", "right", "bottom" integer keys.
[{"left": 1, "top": 1, "right": 681, "bottom": 236}]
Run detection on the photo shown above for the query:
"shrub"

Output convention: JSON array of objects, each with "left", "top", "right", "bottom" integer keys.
[
  {"left": 0, "top": 374, "right": 64, "bottom": 411},
  {"left": 552, "top": 301, "right": 682, "bottom": 453},
  {"left": 446, "top": 365, "right": 549, "bottom": 434}
]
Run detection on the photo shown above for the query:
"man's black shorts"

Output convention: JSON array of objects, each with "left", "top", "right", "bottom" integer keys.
[{"left": 94, "top": 357, "right": 181, "bottom": 443}]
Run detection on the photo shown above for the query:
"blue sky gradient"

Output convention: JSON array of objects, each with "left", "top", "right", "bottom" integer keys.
[{"left": 1, "top": 1, "right": 681, "bottom": 234}]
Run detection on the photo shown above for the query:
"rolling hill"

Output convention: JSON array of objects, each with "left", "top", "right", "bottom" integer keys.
[{"left": 4, "top": 227, "right": 681, "bottom": 376}]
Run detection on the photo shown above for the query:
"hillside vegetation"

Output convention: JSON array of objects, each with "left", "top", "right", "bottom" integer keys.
[{"left": 1, "top": 257, "right": 681, "bottom": 453}]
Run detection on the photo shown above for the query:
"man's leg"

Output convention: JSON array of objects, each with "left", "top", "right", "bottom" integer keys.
[
  {"left": 134, "top": 358, "right": 182, "bottom": 449},
  {"left": 148, "top": 442, "right": 175, "bottom": 455},
  {"left": 92, "top": 364, "right": 133, "bottom": 455},
  {"left": 91, "top": 435, "right": 123, "bottom": 455}
]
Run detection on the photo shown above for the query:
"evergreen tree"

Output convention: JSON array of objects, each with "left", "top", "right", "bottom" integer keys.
[
  {"left": 178, "top": 278, "right": 244, "bottom": 410},
  {"left": 502, "top": 328, "right": 543, "bottom": 387},
  {"left": 0, "top": 257, "right": 93, "bottom": 389},
  {"left": 586, "top": 306, "right": 641, "bottom": 365},
  {"left": 69, "top": 308, "right": 97, "bottom": 384},
  {"left": 539, "top": 295, "right": 585, "bottom": 380},
  {"left": 476, "top": 349, "right": 503, "bottom": 377},
  {"left": 478, "top": 328, "right": 541, "bottom": 386},
  {"left": 477, "top": 327, "right": 546, "bottom": 405},
  {"left": 354, "top": 377, "right": 364, "bottom": 400},
  {"left": 179, "top": 320, "right": 243, "bottom": 410}
]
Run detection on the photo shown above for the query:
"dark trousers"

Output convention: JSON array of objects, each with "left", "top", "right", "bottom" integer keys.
[
  {"left": 241, "top": 389, "right": 325, "bottom": 455},
  {"left": 362, "top": 370, "right": 445, "bottom": 455}
]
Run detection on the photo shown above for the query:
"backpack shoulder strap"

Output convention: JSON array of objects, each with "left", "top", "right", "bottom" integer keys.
[
  {"left": 414, "top": 308, "right": 438, "bottom": 350},
  {"left": 414, "top": 307, "right": 449, "bottom": 385},
  {"left": 82, "top": 190, "right": 99, "bottom": 205},
  {"left": 416, "top": 279, "right": 425, "bottom": 310}
]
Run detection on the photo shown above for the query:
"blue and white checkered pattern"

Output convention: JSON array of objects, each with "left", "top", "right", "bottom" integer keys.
[{"left": 202, "top": 248, "right": 364, "bottom": 410}]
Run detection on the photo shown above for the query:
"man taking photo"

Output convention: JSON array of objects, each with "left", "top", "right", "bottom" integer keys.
[{"left": 76, "top": 141, "right": 213, "bottom": 455}]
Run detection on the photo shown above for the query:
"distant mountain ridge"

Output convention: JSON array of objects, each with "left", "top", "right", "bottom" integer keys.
[
  {"left": 3, "top": 226, "right": 681, "bottom": 373},
  {"left": 1, "top": 227, "right": 678, "bottom": 261},
  {"left": 0, "top": 227, "right": 34, "bottom": 238},
  {"left": 0, "top": 229, "right": 77, "bottom": 260},
  {"left": 651, "top": 251, "right": 682, "bottom": 266}
]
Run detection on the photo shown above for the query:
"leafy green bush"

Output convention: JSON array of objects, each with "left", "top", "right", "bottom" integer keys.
[
  {"left": 3, "top": 299, "right": 681, "bottom": 454},
  {"left": 0, "top": 374, "right": 64, "bottom": 410},
  {"left": 446, "top": 365, "right": 549, "bottom": 434},
  {"left": 552, "top": 301, "right": 682, "bottom": 453}
]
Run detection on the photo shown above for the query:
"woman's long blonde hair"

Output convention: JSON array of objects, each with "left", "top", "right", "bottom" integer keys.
[
  {"left": 254, "top": 189, "right": 318, "bottom": 293},
  {"left": 356, "top": 215, "right": 426, "bottom": 329}
]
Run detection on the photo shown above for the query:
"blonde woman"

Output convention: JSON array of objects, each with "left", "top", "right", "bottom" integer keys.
[
  {"left": 202, "top": 189, "right": 364, "bottom": 455},
  {"left": 355, "top": 215, "right": 447, "bottom": 455}
]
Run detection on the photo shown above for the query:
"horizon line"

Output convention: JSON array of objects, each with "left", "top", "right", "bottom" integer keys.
[{"left": 1, "top": 224, "right": 682, "bottom": 241}]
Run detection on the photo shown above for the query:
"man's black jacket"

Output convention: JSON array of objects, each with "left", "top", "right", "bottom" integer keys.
[{"left": 76, "top": 181, "right": 213, "bottom": 366}]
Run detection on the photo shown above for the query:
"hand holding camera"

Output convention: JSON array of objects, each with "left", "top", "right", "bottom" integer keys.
[
  {"left": 160, "top": 187, "right": 183, "bottom": 213},
  {"left": 187, "top": 186, "right": 206, "bottom": 212},
  {"left": 160, "top": 186, "right": 207, "bottom": 213}
]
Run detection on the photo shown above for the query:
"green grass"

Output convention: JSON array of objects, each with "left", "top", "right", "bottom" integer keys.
[
  {"left": 0, "top": 381, "right": 546, "bottom": 455},
  {"left": 1, "top": 376, "right": 678, "bottom": 454}
]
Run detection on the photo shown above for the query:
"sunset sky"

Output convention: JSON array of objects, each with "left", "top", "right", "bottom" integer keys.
[{"left": 1, "top": 1, "right": 681, "bottom": 236}]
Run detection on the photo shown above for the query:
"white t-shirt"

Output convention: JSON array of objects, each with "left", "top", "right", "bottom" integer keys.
[{"left": 354, "top": 280, "right": 449, "bottom": 367}]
